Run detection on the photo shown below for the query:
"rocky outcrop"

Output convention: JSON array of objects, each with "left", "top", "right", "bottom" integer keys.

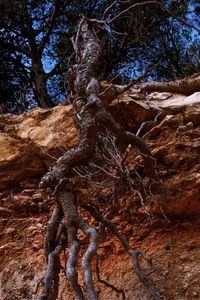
[
  {"left": 0, "top": 105, "right": 77, "bottom": 189},
  {"left": 0, "top": 87, "right": 200, "bottom": 300}
]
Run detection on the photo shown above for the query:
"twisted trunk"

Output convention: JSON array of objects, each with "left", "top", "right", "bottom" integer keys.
[
  {"left": 38, "top": 16, "right": 163, "bottom": 300},
  {"left": 40, "top": 18, "right": 158, "bottom": 189}
]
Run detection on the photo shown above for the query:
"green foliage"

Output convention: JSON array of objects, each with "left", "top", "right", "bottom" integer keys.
[{"left": 105, "top": 0, "right": 200, "bottom": 81}]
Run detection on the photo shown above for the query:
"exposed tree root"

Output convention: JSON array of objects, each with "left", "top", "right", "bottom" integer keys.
[
  {"left": 56, "top": 179, "right": 99, "bottom": 300},
  {"left": 37, "top": 12, "right": 165, "bottom": 300},
  {"left": 44, "top": 205, "right": 63, "bottom": 259},
  {"left": 37, "top": 244, "right": 65, "bottom": 300},
  {"left": 84, "top": 204, "right": 165, "bottom": 300},
  {"left": 137, "top": 72, "right": 200, "bottom": 95},
  {"left": 66, "top": 230, "right": 83, "bottom": 300},
  {"left": 136, "top": 99, "right": 165, "bottom": 137}
]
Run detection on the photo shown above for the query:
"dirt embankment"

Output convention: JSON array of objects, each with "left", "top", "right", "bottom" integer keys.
[{"left": 0, "top": 88, "right": 200, "bottom": 300}]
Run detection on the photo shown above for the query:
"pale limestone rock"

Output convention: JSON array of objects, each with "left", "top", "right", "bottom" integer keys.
[
  {"left": 148, "top": 91, "right": 172, "bottom": 100},
  {"left": 149, "top": 92, "right": 200, "bottom": 112},
  {"left": 0, "top": 105, "right": 78, "bottom": 189},
  {"left": 7, "top": 105, "right": 77, "bottom": 149}
]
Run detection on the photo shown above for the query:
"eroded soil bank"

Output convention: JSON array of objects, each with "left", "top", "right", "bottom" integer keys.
[{"left": 0, "top": 88, "right": 200, "bottom": 300}]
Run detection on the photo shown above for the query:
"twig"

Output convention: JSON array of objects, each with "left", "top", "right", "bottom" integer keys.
[
  {"left": 117, "top": 64, "right": 157, "bottom": 95},
  {"left": 163, "top": 5, "right": 200, "bottom": 34},
  {"left": 109, "top": 1, "right": 159, "bottom": 24},
  {"left": 98, "top": 73, "right": 121, "bottom": 97},
  {"left": 136, "top": 99, "right": 164, "bottom": 137},
  {"left": 103, "top": 1, "right": 200, "bottom": 34}
]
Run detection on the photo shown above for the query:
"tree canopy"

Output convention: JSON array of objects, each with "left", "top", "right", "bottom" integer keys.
[{"left": 0, "top": 0, "right": 200, "bottom": 112}]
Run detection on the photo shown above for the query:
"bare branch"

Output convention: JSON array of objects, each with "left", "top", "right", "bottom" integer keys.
[
  {"left": 102, "top": 0, "right": 141, "bottom": 21},
  {"left": 102, "top": 0, "right": 118, "bottom": 21},
  {"left": 109, "top": 1, "right": 159, "bottom": 24},
  {"left": 101, "top": 0, "right": 200, "bottom": 35},
  {"left": 39, "top": 0, "right": 62, "bottom": 53},
  {"left": 98, "top": 73, "right": 122, "bottom": 97},
  {"left": 163, "top": 6, "right": 200, "bottom": 34}
]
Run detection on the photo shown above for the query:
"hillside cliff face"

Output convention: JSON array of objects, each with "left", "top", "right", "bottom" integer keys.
[{"left": 0, "top": 86, "right": 200, "bottom": 300}]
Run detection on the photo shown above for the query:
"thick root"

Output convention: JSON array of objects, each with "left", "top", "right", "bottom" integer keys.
[{"left": 84, "top": 203, "right": 165, "bottom": 300}]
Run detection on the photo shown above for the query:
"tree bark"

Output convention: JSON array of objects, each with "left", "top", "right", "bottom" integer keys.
[
  {"left": 40, "top": 17, "right": 158, "bottom": 189},
  {"left": 38, "top": 16, "right": 163, "bottom": 300},
  {"left": 32, "top": 53, "right": 54, "bottom": 108},
  {"left": 137, "top": 72, "right": 200, "bottom": 95}
]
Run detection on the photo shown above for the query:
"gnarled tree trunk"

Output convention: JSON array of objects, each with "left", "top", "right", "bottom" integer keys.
[{"left": 37, "top": 16, "right": 164, "bottom": 300}]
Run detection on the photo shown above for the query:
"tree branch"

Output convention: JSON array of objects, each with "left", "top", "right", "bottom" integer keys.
[
  {"left": 116, "top": 64, "right": 157, "bottom": 95},
  {"left": 45, "top": 60, "right": 62, "bottom": 79},
  {"left": 39, "top": 0, "right": 62, "bottom": 53},
  {"left": 163, "top": 5, "right": 200, "bottom": 34},
  {"left": 103, "top": 0, "right": 200, "bottom": 34},
  {"left": 109, "top": 1, "right": 159, "bottom": 24}
]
